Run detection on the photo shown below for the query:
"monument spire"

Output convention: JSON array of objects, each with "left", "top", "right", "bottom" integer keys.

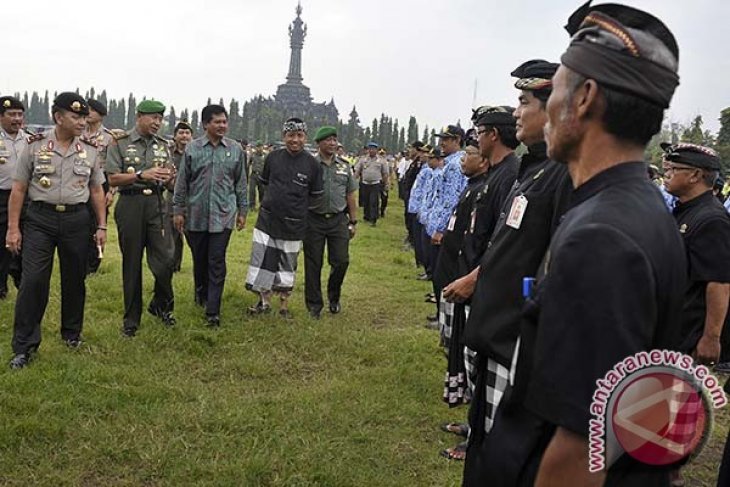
[{"left": 286, "top": 1, "right": 307, "bottom": 84}]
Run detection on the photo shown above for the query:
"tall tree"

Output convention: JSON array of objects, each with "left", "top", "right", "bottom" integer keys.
[
  {"left": 126, "top": 94, "right": 136, "bottom": 129},
  {"left": 716, "top": 108, "right": 730, "bottom": 175},
  {"left": 407, "top": 116, "right": 419, "bottom": 144}
]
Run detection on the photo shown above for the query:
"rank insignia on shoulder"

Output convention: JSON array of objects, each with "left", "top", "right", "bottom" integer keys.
[
  {"left": 80, "top": 138, "right": 97, "bottom": 148},
  {"left": 27, "top": 133, "right": 45, "bottom": 144},
  {"left": 111, "top": 129, "right": 128, "bottom": 140}
]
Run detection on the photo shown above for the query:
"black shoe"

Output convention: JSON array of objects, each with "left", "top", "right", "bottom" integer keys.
[
  {"left": 309, "top": 309, "right": 321, "bottom": 320},
  {"left": 147, "top": 304, "right": 164, "bottom": 319},
  {"left": 206, "top": 315, "right": 220, "bottom": 327},
  {"left": 9, "top": 353, "right": 31, "bottom": 369},
  {"left": 427, "top": 314, "right": 438, "bottom": 322},
  {"left": 416, "top": 273, "right": 432, "bottom": 281},
  {"left": 161, "top": 312, "right": 176, "bottom": 327},
  {"left": 247, "top": 302, "right": 272, "bottom": 315},
  {"left": 122, "top": 327, "right": 137, "bottom": 338},
  {"left": 329, "top": 302, "right": 341, "bottom": 314},
  {"left": 64, "top": 338, "right": 83, "bottom": 349}
]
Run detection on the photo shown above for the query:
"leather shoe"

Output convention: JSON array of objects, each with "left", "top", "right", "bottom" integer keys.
[
  {"left": 309, "top": 309, "right": 321, "bottom": 320},
  {"left": 329, "top": 302, "right": 342, "bottom": 314},
  {"left": 206, "top": 315, "right": 220, "bottom": 327},
  {"left": 161, "top": 312, "right": 176, "bottom": 327},
  {"left": 122, "top": 327, "right": 137, "bottom": 338},
  {"left": 9, "top": 353, "right": 31, "bottom": 369}
]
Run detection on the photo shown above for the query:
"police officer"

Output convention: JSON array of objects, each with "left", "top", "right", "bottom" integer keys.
[
  {"left": 354, "top": 142, "right": 388, "bottom": 225},
  {"left": 83, "top": 98, "right": 115, "bottom": 274},
  {"left": 249, "top": 140, "right": 266, "bottom": 210},
  {"left": 303, "top": 126, "right": 358, "bottom": 319},
  {"left": 0, "top": 96, "right": 30, "bottom": 298},
  {"left": 106, "top": 99, "right": 176, "bottom": 336},
  {"left": 662, "top": 143, "right": 730, "bottom": 364},
  {"left": 5, "top": 93, "right": 106, "bottom": 368}
]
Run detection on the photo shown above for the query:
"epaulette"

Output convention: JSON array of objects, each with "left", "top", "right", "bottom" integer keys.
[
  {"left": 27, "top": 133, "right": 45, "bottom": 144},
  {"left": 103, "top": 127, "right": 114, "bottom": 135},
  {"left": 80, "top": 137, "right": 98, "bottom": 148},
  {"left": 110, "top": 129, "right": 128, "bottom": 140}
]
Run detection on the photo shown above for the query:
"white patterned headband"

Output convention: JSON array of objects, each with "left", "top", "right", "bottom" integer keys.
[{"left": 283, "top": 120, "right": 307, "bottom": 133}]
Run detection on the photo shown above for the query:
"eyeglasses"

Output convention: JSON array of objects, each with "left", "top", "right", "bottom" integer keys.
[{"left": 662, "top": 164, "right": 696, "bottom": 175}]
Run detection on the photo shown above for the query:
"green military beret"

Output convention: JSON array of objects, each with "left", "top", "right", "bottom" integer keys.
[
  {"left": 314, "top": 126, "right": 337, "bottom": 143},
  {"left": 137, "top": 99, "right": 165, "bottom": 115}
]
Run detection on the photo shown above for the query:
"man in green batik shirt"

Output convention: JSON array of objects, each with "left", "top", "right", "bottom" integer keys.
[{"left": 173, "top": 104, "right": 247, "bottom": 327}]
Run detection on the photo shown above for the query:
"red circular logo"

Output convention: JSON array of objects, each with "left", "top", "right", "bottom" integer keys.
[{"left": 610, "top": 371, "right": 709, "bottom": 465}]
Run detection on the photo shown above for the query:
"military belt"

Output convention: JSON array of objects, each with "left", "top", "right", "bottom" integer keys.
[
  {"left": 30, "top": 201, "right": 85, "bottom": 213},
  {"left": 118, "top": 187, "right": 162, "bottom": 196}
]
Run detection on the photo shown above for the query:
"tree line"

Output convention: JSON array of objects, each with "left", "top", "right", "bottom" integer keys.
[{"left": 8, "top": 88, "right": 730, "bottom": 167}]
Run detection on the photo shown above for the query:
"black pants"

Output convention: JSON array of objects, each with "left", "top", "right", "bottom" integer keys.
[
  {"left": 115, "top": 194, "right": 174, "bottom": 330},
  {"left": 248, "top": 172, "right": 266, "bottom": 209},
  {"left": 380, "top": 187, "right": 388, "bottom": 217},
  {"left": 412, "top": 218, "right": 425, "bottom": 268},
  {"left": 12, "top": 204, "right": 90, "bottom": 354},
  {"left": 186, "top": 229, "right": 232, "bottom": 317},
  {"left": 172, "top": 225, "right": 184, "bottom": 272},
  {"left": 303, "top": 212, "right": 350, "bottom": 314},
  {"left": 361, "top": 183, "right": 381, "bottom": 223}
]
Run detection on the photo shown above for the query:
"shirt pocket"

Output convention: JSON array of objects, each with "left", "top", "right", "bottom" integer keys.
[
  {"left": 292, "top": 172, "right": 309, "bottom": 188},
  {"left": 73, "top": 161, "right": 92, "bottom": 178}
]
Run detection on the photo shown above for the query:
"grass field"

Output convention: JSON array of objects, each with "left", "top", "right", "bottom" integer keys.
[{"left": 0, "top": 200, "right": 725, "bottom": 486}]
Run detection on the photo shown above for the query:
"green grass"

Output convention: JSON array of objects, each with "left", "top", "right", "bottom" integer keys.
[
  {"left": 0, "top": 201, "right": 467, "bottom": 486},
  {"left": 0, "top": 199, "right": 726, "bottom": 485}
]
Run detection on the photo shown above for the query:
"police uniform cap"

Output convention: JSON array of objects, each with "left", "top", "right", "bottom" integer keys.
[
  {"left": 0, "top": 96, "right": 24, "bottom": 114},
  {"left": 137, "top": 99, "right": 166, "bottom": 115},
  {"left": 314, "top": 126, "right": 337, "bottom": 142},
  {"left": 434, "top": 125, "right": 465, "bottom": 139},
  {"left": 366, "top": 141, "right": 379, "bottom": 148},
  {"left": 87, "top": 99, "right": 107, "bottom": 116},
  {"left": 53, "top": 92, "right": 89, "bottom": 116}
]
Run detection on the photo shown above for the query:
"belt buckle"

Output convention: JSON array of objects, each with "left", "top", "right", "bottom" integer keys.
[
  {"left": 55, "top": 204, "right": 66, "bottom": 212},
  {"left": 325, "top": 213, "right": 333, "bottom": 219},
  {"left": 142, "top": 188, "right": 153, "bottom": 196}
]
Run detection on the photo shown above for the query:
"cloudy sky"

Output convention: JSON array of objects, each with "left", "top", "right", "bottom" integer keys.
[{"left": 4, "top": 0, "right": 728, "bottom": 133}]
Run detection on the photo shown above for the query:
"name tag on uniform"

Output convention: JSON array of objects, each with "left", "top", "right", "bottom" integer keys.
[
  {"left": 447, "top": 213, "right": 457, "bottom": 232},
  {"left": 506, "top": 195, "right": 528, "bottom": 229}
]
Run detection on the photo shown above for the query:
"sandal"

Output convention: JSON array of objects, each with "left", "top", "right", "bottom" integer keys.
[
  {"left": 247, "top": 302, "right": 271, "bottom": 315},
  {"left": 440, "top": 441, "right": 467, "bottom": 461},
  {"left": 440, "top": 422, "right": 469, "bottom": 438}
]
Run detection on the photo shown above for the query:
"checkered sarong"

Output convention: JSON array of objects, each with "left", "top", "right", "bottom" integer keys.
[
  {"left": 245, "top": 228, "right": 302, "bottom": 293},
  {"left": 443, "top": 304, "right": 471, "bottom": 407},
  {"left": 438, "top": 295, "right": 455, "bottom": 349},
  {"left": 483, "top": 357, "right": 510, "bottom": 434}
]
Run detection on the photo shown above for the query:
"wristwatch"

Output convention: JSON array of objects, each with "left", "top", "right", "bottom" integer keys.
[{"left": 135, "top": 170, "right": 143, "bottom": 181}]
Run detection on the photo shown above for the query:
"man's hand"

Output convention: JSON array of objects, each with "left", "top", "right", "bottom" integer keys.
[
  {"left": 236, "top": 214, "right": 246, "bottom": 231},
  {"left": 348, "top": 223, "right": 357, "bottom": 239},
  {"left": 442, "top": 272, "right": 477, "bottom": 303},
  {"left": 105, "top": 191, "right": 115, "bottom": 207},
  {"left": 431, "top": 232, "right": 443, "bottom": 245},
  {"left": 5, "top": 228, "right": 21, "bottom": 255},
  {"left": 694, "top": 334, "right": 721, "bottom": 366},
  {"left": 95, "top": 229, "right": 107, "bottom": 251},
  {"left": 173, "top": 215, "right": 185, "bottom": 234},
  {"left": 144, "top": 167, "right": 173, "bottom": 184}
]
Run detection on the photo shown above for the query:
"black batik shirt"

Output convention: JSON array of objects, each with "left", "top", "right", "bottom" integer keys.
[
  {"left": 673, "top": 190, "right": 730, "bottom": 352},
  {"left": 463, "top": 143, "right": 572, "bottom": 365},
  {"left": 522, "top": 162, "right": 686, "bottom": 485},
  {"left": 256, "top": 148, "right": 323, "bottom": 240}
]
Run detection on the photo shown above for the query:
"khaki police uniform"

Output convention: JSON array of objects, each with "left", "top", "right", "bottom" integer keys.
[
  {"left": 0, "top": 127, "right": 30, "bottom": 295},
  {"left": 303, "top": 154, "right": 357, "bottom": 315},
  {"left": 106, "top": 128, "right": 175, "bottom": 333},
  {"left": 11, "top": 130, "right": 103, "bottom": 354}
]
